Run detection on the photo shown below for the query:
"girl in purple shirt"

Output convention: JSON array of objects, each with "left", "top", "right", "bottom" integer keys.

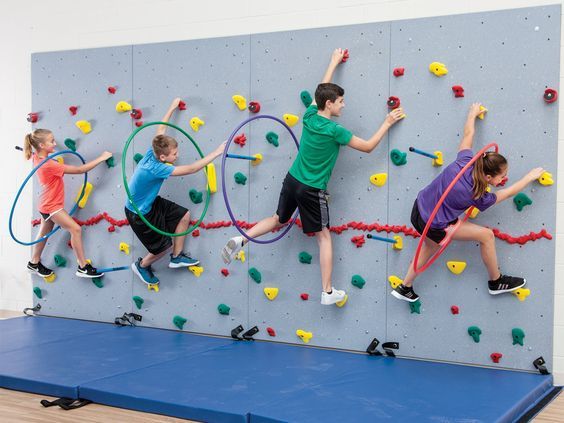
[{"left": 392, "top": 103, "right": 545, "bottom": 302}]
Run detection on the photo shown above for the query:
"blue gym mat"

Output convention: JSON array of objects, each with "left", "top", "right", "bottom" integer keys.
[{"left": 0, "top": 317, "right": 554, "bottom": 422}]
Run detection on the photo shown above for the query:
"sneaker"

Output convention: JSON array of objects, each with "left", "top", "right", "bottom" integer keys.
[
  {"left": 27, "top": 261, "right": 54, "bottom": 277},
  {"left": 488, "top": 274, "right": 526, "bottom": 295},
  {"left": 391, "top": 284, "right": 419, "bottom": 302},
  {"left": 169, "top": 252, "right": 200, "bottom": 268},
  {"left": 131, "top": 258, "right": 159, "bottom": 285},
  {"left": 321, "top": 288, "right": 347, "bottom": 305},
  {"left": 76, "top": 263, "right": 104, "bottom": 279},
  {"left": 221, "top": 236, "right": 244, "bottom": 264}
]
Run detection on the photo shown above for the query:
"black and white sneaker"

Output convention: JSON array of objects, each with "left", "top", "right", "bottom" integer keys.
[
  {"left": 76, "top": 263, "right": 104, "bottom": 279},
  {"left": 488, "top": 275, "right": 526, "bottom": 295},
  {"left": 391, "top": 284, "right": 420, "bottom": 302},
  {"left": 27, "top": 261, "right": 54, "bottom": 277}
]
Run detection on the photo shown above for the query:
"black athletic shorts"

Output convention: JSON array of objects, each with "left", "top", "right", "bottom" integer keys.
[
  {"left": 276, "top": 173, "right": 329, "bottom": 234},
  {"left": 125, "top": 196, "right": 189, "bottom": 255},
  {"left": 410, "top": 200, "right": 457, "bottom": 244}
]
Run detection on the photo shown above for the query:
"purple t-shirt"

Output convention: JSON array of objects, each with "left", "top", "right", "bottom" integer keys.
[{"left": 416, "top": 149, "right": 497, "bottom": 229}]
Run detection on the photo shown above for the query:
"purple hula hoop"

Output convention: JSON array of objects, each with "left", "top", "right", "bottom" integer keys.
[{"left": 222, "top": 115, "right": 300, "bottom": 244}]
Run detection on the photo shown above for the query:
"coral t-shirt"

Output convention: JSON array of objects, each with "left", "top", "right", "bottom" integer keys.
[{"left": 33, "top": 154, "right": 65, "bottom": 214}]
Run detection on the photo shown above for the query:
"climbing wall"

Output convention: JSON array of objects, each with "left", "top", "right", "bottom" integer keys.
[{"left": 29, "top": 4, "right": 559, "bottom": 372}]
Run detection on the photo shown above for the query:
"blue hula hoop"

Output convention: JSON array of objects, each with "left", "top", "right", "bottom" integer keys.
[{"left": 9, "top": 150, "right": 88, "bottom": 246}]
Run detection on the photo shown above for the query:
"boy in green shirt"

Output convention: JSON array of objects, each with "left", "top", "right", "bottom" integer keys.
[{"left": 222, "top": 48, "right": 404, "bottom": 305}]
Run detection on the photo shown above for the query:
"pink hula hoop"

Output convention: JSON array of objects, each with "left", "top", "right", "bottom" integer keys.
[{"left": 413, "top": 143, "right": 499, "bottom": 274}]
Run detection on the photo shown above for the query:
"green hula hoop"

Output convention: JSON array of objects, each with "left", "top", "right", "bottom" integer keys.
[{"left": 121, "top": 121, "right": 210, "bottom": 237}]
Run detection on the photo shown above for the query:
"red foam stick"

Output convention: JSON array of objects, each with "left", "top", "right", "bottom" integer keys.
[{"left": 69, "top": 106, "right": 78, "bottom": 115}]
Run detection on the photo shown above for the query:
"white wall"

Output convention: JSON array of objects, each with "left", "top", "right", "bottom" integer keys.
[{"left": 0, "top": 0, "right": 562, "bottom": 382}]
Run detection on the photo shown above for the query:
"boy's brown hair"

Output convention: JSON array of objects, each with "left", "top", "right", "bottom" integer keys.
[{"left": 152, "top": 134, "right": 178, "bottom": 158}]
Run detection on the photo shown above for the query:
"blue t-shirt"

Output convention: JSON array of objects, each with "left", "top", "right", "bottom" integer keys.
[
  {"left": 125, "top": 147, "right": 175, "bottom": 215},
  {"left": 416, "top": 149, "right": 497, "bottom": 229}
]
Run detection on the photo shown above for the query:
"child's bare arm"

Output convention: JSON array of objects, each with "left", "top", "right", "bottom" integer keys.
[
  {"left": 459, "top": 103, "right": 485, "bottom": 151},
  {"left": 311, "top": 49, "right": 346, "bottom": 106},
  {"left": 64, "top": 151, "right": 112, "bottom": 174},
  {"left": 156, "top": 98, "right": 182, "bottom": 136},
  {"left": 495, "top": 167, "right": 544, "bottom": 203},
  {"left": 348, "top": 108, "right": 404, "bottom": 153},
  {"left": 171, "top": 141, "right": 226, "bottom": 176}
]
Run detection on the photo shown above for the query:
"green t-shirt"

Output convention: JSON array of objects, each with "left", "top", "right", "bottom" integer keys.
[{"left": 289, "top": 105, "right": 353, "bottom": 190}]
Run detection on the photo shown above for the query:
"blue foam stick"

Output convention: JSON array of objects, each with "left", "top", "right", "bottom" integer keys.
[
  {"left": 409, "top": 147, "right": 438, "bottom": 160},
  {"left": 367, "top": 234, "right": 397, "bottom": 244},
  {"left": 227, "top": 153, "right": 257, "bottom": 161},
  {"left": 97, "top": 266, "right": 130, "bottom": 273}
]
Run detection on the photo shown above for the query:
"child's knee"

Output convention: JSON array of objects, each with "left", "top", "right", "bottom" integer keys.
[
  {"left": 180, "top": 212, "right": 191, "bottom": 224},
  {"left": 274, "top": 214, "right": 286, "bottom": 227},
  {"left": 480, "top": 228, "right": 495, "bottom": 243},
  {"left": 69, "top": 224, "right": 82, "bottom": 236}
]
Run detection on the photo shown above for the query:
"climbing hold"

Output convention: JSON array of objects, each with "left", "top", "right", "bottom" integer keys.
[
  {"left": 148, "top": 283, "right": 159, "bottom": 292},
  {"left": 188, "top": 265, "right": 204, "bottom": 277},
  {"left": 119, "top": 242, "right": 130, "bottom": 255},
  {"left": 351, "top": 274, "right": 366, "bottom": 289},
  {"left": 105, "top": 157, "right": 115, "bottom": 168},
  {"left": 263, "top": 287, "right": 279, "bottom": 301},
  {"left": 173, "top": 315, "right": 187, "bottom": 330},
  {"left": 477, "top": 105, "right": 487, "bottom": 120},
  {"left": 234, "top": 172, "right": 247, "bottom": 185},
  {"left": 300, "top": 293, "right": 309, "bottom": 301},
  {"left": 235, "top": 250, "right": 246, "bottom": 262},
  {"left": 497, "top": 176, "right": 508, "bottom": 187},
  {"left": 232, "top": 94, "right": 247, "bottom": 111},
  {"left": 44, "top": 273, "right": 56, "bottom": 283},
  {"left": 296, "top": 329, "right": 313, "bottom": 343},
  {"left": 513, "top": 193, "right": 532, "bottom": 211},
  {"left": 266, "top": 327, "right": 276, "bottom": 337},
  {"left": 55, "top": 157, "right": 64, "bottom": 165},
  {"left": 432, "top": 151, "right": 444, "bottom": 167},
  {"left": 387, "top": 96, "right": 400, "bottom": 109},
  {"left": 467, "top": 206, "right": 480, "bottom": 219},
  {"left": 266, "top": 131, "right": 279, "bottom": 147},
  {"left": 468, "top": 326, "right": 482, "bottom": 343},
  {"left": 135, "top": 121, "right": 144, "bottom": 127},
  {"left": 512, "top": 328, "right": 525, "bottom": 346},
  {"left": 336, "top": 295, "right": 348, "bottom": 308},
  {"left": 92, "top": 278, "right": 104, "bottom": 288},
  {"left": 409, "top": 299, "right": 421, "bottom": 314},
  {"left": 133, "top": 153, "right": 144, "bottom": 164},
  {"left": 544, "top": 88, "right": 558, "bottom": 103},
  {"left": 392, "top": 235, "right": 403, "bottom": 251},
  {"left": 429, "top": 61, "right": 448, "bottom": 76},
  {"left": 218, "top": 303, "right": 230, "bottom": 315},
  {"left": 248, "top": 101, "right": 261, "bottom": 113},
  {"left": 27, "top": 112, "right": 39, "bottom": 123},
  {"left": 234, "top": 133, "right": 247, "bottom": 147},
  {"left": 452, "top": 85, "right": 464, "bottom": 98},
  {"left": 33, "top": 287, "right": 42, "bottom": 299},
  {"left": 283, "top": 114, "right": 299, "bottom": 127},
  {"left": 221, "top": 268, "right": 229, "bottom": 277},
  {"left": 130, "top": 109, "right": 142, "bottom": 120},
  {"left": 388, "top": 275, "right": 403, "bottom": 289},
  {"left": 490, "top": 352, "right": 503, "bottom": 363},
  {"left": 513, "top": 288, "right": 531, "bottom": 302},
  {"left": 75, "top": 182, "right": 93, "bottom": 208},
  {"left": 115, "top": 101, "right": 132, "bottom": 113},
  {"left": 299, "top": 251, "right": 312, "bottom": 264},
  {"left": 107, "top": 225, "right": 115, "bottom": 233},
  {"left": 369, "top": 173, "right": 387, "bottom": 187},
  {"left": 132, "top": 296, "right": 144, "bottom": 309},
  {"left": 341, "top": 49, "right": 350, "bottom": 63},
  {"left": 206, "top": 163, "right": 217, "bottom": 194},
  {"left": 300, "top": 90, "right": 313, "bottom": 107},
  {"left": 54, "top": 254, "right": 67, "bottom": 267},
  {"left": 177, "top": 100, "right": 186, "bottom": 110},
  {"left": 64, "top": 138, "right": 77, "bottom": 152},
  {"left": 107, "top": 86, "right": 117, "bottom": 94},
  {"left": 189, "top": 116, "right": 205, "bottom": 132},
  {"left": 189, "top": 189, "right": 203, "bottom": 204},
  {"left": 450, "top": 305, "right": 459, "bottom": 315},
  {"left": 351, "top": 234, "right": 365, "bottom": 248},
  {"left": 538, "top": 171, "right": 554, "bottom": 186},
  {"left": 446, "top": 261, "right": 467, "bottom": 275},
  {"left": 249, "top": 267, "right": 262, "bottom": 283},
  {"left": 393, "top": 67, "right": 404, "bottom": 77},
  {"left": 192, "top": 229, "right": 200, "bottom": 237},
  {"left": 75, "top": 120, "right": 92, "bottom": 134},
  {"left": 390, "top": 149, "right": 407, "bottom": 166},
  {"left": 251, "top": 153, "right": 263, "bottom": 166},
  {"left": 69, "top": 106, "right": 78, "bottom": 115}
]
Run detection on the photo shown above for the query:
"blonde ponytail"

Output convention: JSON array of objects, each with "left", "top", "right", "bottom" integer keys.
[
  {"left": 23, "top": 129, "right": 52, "bottom": 160},
  {"left": 24, "top": 133, "right": 34, "bottom": 160}
]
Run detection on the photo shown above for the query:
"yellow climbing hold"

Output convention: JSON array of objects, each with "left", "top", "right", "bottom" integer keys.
[
  {"left": 235, "top": 250, "right": 246, "bottom": 263},
  {"left": 115, "top": 101, "right": 132, "bottom": 113},
  {"left": 467, "top": 207, "right": 480, "bottom": 219},
  {"left": 148, "top": 283, "right": 159, "bottom": 292},
  {"left": 55, "top": 156, "right": 64, "bottom": 164},
  {"left": 206, "top": 163, "right": 217, "bottom": 194},
  {"left": 335, "top": 294, "right": 348, "bottom": 307},
  {"left": 513, "top": 288, "right": 531, "bottom": 302},
  {"left": 44, "top": 273, "right": 57, "bottom": 283},
  {"left": 189, "top": 265, "right": 204, "bottom": 277},
  {"left": 388, "top": 275, "right": 403, "bottom": 289},
  {"left": 429, "top": 61, "right": 448, "bottom": 76},
  {"left": 119, "top": 242, "right": 130, "bottom": 255},
  {"left": 296, "top": 329, "right": 313, "bottom": 343},
  {"left": 263, "top": 287, "right": 279, "bottom": 300},
  {"left": 446, "top": 261, "right": 467, "bottom": 275},
  {"left": 283, "top": 114, "right": 299, "bottom": 127},
  {"left": 232, "top": 94, "right": 247, "bottom": 111},
  {"left": 75, "top": 120, "right": 92, "bottom": 134},
  {"left": 252, "top": 153, "right": 263, "bottom": 166},
  {"left": 538, "top": 171, "right": 554, "bottom": 186},
  {"left": 75, "top": 182, "right": 93, "bottom": 209},
  {"left": 392, "top": 235, "right": 403, "bottom": 251},
  {"left": 432, "top": 151, "right": 444, "bottom": 167},
  {"left": 370, "top": 173, "right": 387, "bottom": 187},
  {"left": 477, "top": 105, "right": 487, "bottom": 120},
  {"left": 190, "top": 117, "right": 205, "bottom": 132}
]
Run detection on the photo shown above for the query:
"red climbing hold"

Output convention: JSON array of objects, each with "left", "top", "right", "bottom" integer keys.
[
  {"left": 135, "top": 121, "right": 143, "bottom": 127},
  {"left": 393, "top": 67, "right": 405, "bottom": 77},
  {"left": 300, "top": 293, "right": 309, "bottom": 301},
  {"left": 341, "top": 49, "right": 350, "bottom": 63},
  {"left": 452, "top": 85, "right": 465, "bottom": 98},
  {"left": 192, "top": 229, "right": 200, "bottom": 237},
  {"left": 107, "top": 86, "right": 117, "bottom": 94},
  {"left": 450, "top": 305, "right": 459, "bottom": 315},
  {"left": 130, "top": 109, "right": 143, "bottom": 120},
  {"left": 69, "top": 106, "right": 78, "bottom": 115},
  {"left": 234, "top": 133, "right": 246, "bottom": 147},
  {"left": 351, "top": 235, "right": 366, "bottom": 248},
  {"left": 497, "top": 176, "right": 508, "bottom": 187},
  {"left": 221, "top": 268, "right": 229, "bottom": 277},
  {"left": 248, "top": 101, "right": 261, "bottom": 113},
  {"left": 544, "top": 88, "right": 558, "bottom": 103},
  {"left": 267, "top": 327, "right": 276, "bottom": 337},
  {"left": 32, "top": 219, "right": 41, "bottom": 227},
  {"left": 490, "top": 352, "right": 502, "bottom": 363},
  {"left": 108, "top": 225, "right": 116, "bottom": 233},
  {"left": 178, "top": 100, "right": 187, "bottom": 110},
  {"left": 387, "top": 96, "right": 400, "bottom": 110},
  {"left": 27, "top": 112, "right": 39, "bottom": 123}
]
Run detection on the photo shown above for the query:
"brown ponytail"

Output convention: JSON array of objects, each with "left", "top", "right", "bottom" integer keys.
[
  {"left": 23, "top": 129, "right": 52, "bottom": 160},
  {"left": 472, "top": 152, "right": 507, "bottom": 199}
]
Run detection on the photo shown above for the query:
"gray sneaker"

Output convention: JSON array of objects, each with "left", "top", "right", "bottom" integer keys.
[{"left": 221, "top": 236, "right": 244, "bottom": 264}]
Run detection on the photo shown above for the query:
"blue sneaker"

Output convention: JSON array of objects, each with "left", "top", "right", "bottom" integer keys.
[
  {"left": 131, "top": 258, "right": 159, "bottom": 285},
  {"left": 169, "top": 252, "right": 200, "bottom": 268}
]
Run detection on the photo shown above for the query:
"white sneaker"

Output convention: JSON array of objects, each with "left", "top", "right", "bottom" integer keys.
[
  {"left": 321, "top": 288, "right": 346, "bottom": 305},
  {"left": 221, "top": 236, "right": 244, "bottom": 264}
]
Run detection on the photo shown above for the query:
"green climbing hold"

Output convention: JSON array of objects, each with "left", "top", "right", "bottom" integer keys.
[
  {"left": 173, "top": 315, "right": 187, "bottom": 330},
  {"left": 92, "top": 278, "right": 104, "bottom": 288},
  {"left": 300, "top": 90, "right": 313, "bottom": 108},
  {"left": 64, "top": 138, "right": 77, "bottom": 152},
  {"left": 33, "top": 287, "right": 42, "bottom": 299},
  {"left": 265, "top": 131, "right": 279, "bottom": 147},
  {"left": 299, "top": 251, "right": 312, "bottom": 264},
  {"left": 513, "top": 193, "right": 532, "bottom": 212},
  {"left": 218, "top": 303, "right": 231, "bottom": 315},
  {"left": 133, "top": 153, "right": 144, "bottom": 164},
  {"left": 390, "top": 149, "right": 407, "bottom": 166},
  {"left": 54, "top": 254, "right": 67, "bottom": 267},
  {"left": 132, "top": 296, "right": 144, "bottom": 310},
  {"left": 105, "top": 157, "right": 115, "bottom": 168},
  {"left": 249, "top": 267, "right": 262, "bottom": 283},
  {"left": 409, "top": 299, "right": 421, "bottom": 314},
  {"left": 512, "top": 327, "right": 525, "bottom": 346},
  {"left": 351, "top": 274, "right": 366, "bottom": 289},
  {"left": 234, "top": 172, "right": 247, "bottom": 185},
  {"left": 468, "top": 326, "right": 482, "bottom": 343},
  {"left": 189, "top": 189, "right": 203, "bottom": 204}
]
